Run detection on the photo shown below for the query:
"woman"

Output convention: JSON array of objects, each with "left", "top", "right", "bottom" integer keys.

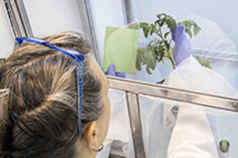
[{"left": 0, "top": 31, "right": 110, "bottom": 158}]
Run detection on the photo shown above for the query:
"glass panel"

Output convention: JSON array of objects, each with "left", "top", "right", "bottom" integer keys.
[
  {"left": 88, "top": 1, "right": 238, "bottom": 156},
  {"left": 132, "top": 0, "right": 238, "bottom": 90},
  {"left": 106, "top": 76, "right": 238, "bottom": 157},
  {"left": 89, "top": 0, "right": 238, "bottom": 92},
  {"left": 89, "top": 0, "right": 125, "bottom": 65},
  {"left": 139, "top": 94, "right": 238, "bottom": 158},
  {"left": 23, "top": 0, "right": 83, "bottom": 37},
  {"left": 97, "top": 89, "right": 134, "bottom": 158},
  {"left": 104, "top": 86, "right": 238, "bottom": 158}
]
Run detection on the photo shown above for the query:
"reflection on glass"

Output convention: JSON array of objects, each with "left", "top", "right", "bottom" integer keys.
[
  {"left": 133, "top": 0, "right": 238, "bottom": 90},
  {"left": 101, "top": 89, "right": 238, "bottom": 158},
  {"left": 88, "top": 2, "right": 238, "bottom": 157},
  {"left": 139, "top": 95, "right": 238, "bottom": 158},
  {"left": 90, "top": 0, "right": 238, "bottom": 90}
]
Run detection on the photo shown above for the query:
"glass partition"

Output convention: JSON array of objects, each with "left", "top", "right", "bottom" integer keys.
[
  {"left": 133, "top": 0, "right": 238, "bottom": 89},
  {"left": 7, "top": 0, "right": 238, "bottom": 90},
  {"left": 4, "top": 1, "right": 238, "bottom": 157},
  {"left": 107, "top": 77, "right": 238, "bottom": 158},
  {"left": 139, "top": 95, "right": 238, "bottom": 158},
  {"left": 88, "top": 0, "right": 238, "bottom": 91}
]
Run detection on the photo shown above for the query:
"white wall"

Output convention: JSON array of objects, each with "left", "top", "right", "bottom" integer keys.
[
  {"left": 0, "top": 1, "right": 14, "bottom": 58},
  {"left": 0, "top": 0, "right": 84, "bottom": 58},
  {"left": 23, "top": 0, "right": 84, "bottom": 38}
]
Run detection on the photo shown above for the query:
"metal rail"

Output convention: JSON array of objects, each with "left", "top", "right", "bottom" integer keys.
[
  {"left": 108, "top": 76, "right": 238, "bottom": 158},
  {"left": 108, "top": 77, "right": 238, "bottom": 113},
  {"left": 3, "top": 0, "right": 33, "bottom": 37}
]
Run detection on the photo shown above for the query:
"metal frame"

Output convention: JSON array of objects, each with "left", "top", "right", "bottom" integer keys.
[
  {"left": 122, "top": 0, "right": 135, "bottom": 25},
  {"left": 77, "top": 0, "right": 101, "bottom": 65},
  {"left": 108, "top": 77, "right": 238, "bottom": 112},
  {"left": 126, "top": 92, "right": 146, "bottom": 158},
  {"left": 108, "top": 76, "right": 238, "bottom": 158},
  {"left": 3, "top": 0, "right": 33, "bottom": 37}
]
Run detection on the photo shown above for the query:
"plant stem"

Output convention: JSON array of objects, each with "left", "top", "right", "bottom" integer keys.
[
  {"left": 157, "top": 29, "right": 176, "bottom": 69},
  {"left": 169, "top": 39, "right": 173, "bottom": 45}
]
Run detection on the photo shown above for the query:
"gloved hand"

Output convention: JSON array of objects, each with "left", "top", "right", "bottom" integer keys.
[
  {"left": 171, "top": 25, "right": 191, "bottom": 66},
  {"left": 104, "top": 65, "right": 125, "bottom": 78}
]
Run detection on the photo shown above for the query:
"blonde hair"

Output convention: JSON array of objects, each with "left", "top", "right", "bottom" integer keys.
[{"left": 0, "top": 31, "right": 104, "bottom": 158}]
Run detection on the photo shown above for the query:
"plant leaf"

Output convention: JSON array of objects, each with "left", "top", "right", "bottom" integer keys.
[
  {"left": 146, "top": 65, "right": 152, "bottom": 74},
  {"left": 162, "top": 59, "right": 167, "bottom": 65},
  {"left": 157, "top": 13, "right": 166, "bottom": 20},
  {"left": 156, "top": 14, "right": 161, "bottom": 19},
  {"left": 164, "top": 32, "right": 170, "bottom": 39},
  {"left": 185, "top": 28, "right": 192, "bottom": 38},
  {"left": 193, "top": 23, "right": 201, "bottom": 36},
  {"left": 136, "top": 48, "right": 144, "bottom": 71},
  {"left": 194, "top": 56, "right": 212, "bottom": 69},
  {"left": 144, "top": 28, "right": 149, "bottom": 38},
  {"left": 148, "top": 40, "right": 154, "bottom": 46},
  {"left": 153, "top": 46, "right": 159, "bottom": 56},
  {"left": 151, "top": 58, "right": 156, "bottom": 70},
  {"left": 158, "top": 45, "right": 165, "bottom": 61},
  {"left": 159, "top": 50, "right": 165, "bottom": 62},
  {"left": 164, "top": 40, "right": 170, "bottom": 51},
  {"left": 155, "top": 39, "right": 161, "bottom": 45},
  {"left": 139, "top": 22, "right": 150, "bottom": 38},
  {"left": 136, "top": 62, "right": 142, "bottom": 71},
  {"left": 179, "top": 20, "right": 201, "bottom": 37},
  {"left": 158, "top": 19, "right": 165, "bottom": 27},
  {"left": 128, "top": 22, "right": 139, "bottom": 29},
  {"left": 150, "top": 24, "right": 156, "bottom": 35},
  {"left": 167, "top": 18, "right": 176, "bottom": 31},
  {"left": 193, "top": 27, "right": 199, "bottom": 36}
]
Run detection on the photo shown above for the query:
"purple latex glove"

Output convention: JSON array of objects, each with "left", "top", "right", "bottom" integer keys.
[
  {"left": 171, "top": 25, "right": 191, "bottom": 66},
  {"left": 104, "top": 65, "right": 125, "bottom": 78}
]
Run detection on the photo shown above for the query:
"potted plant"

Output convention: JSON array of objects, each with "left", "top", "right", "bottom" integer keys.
[{"left": 131, "top": 13, "right": 211, "bottom": 75}]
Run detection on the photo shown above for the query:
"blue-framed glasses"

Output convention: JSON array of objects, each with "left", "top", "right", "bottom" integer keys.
[{"left": 15, "top": 37, "right": 85, "bottom": 138}]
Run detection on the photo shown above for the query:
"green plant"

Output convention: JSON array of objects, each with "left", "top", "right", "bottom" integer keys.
[
  {"left": 195, "top": 56, "right": 212, "bottom": 69},
  {"left": 135, "top": 13, "right": 211, "bottom": 74}
]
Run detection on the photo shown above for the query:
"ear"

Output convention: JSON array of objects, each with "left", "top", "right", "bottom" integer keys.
[{"left": 83, "top": 122, "right": 99, "bottom": 149}]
